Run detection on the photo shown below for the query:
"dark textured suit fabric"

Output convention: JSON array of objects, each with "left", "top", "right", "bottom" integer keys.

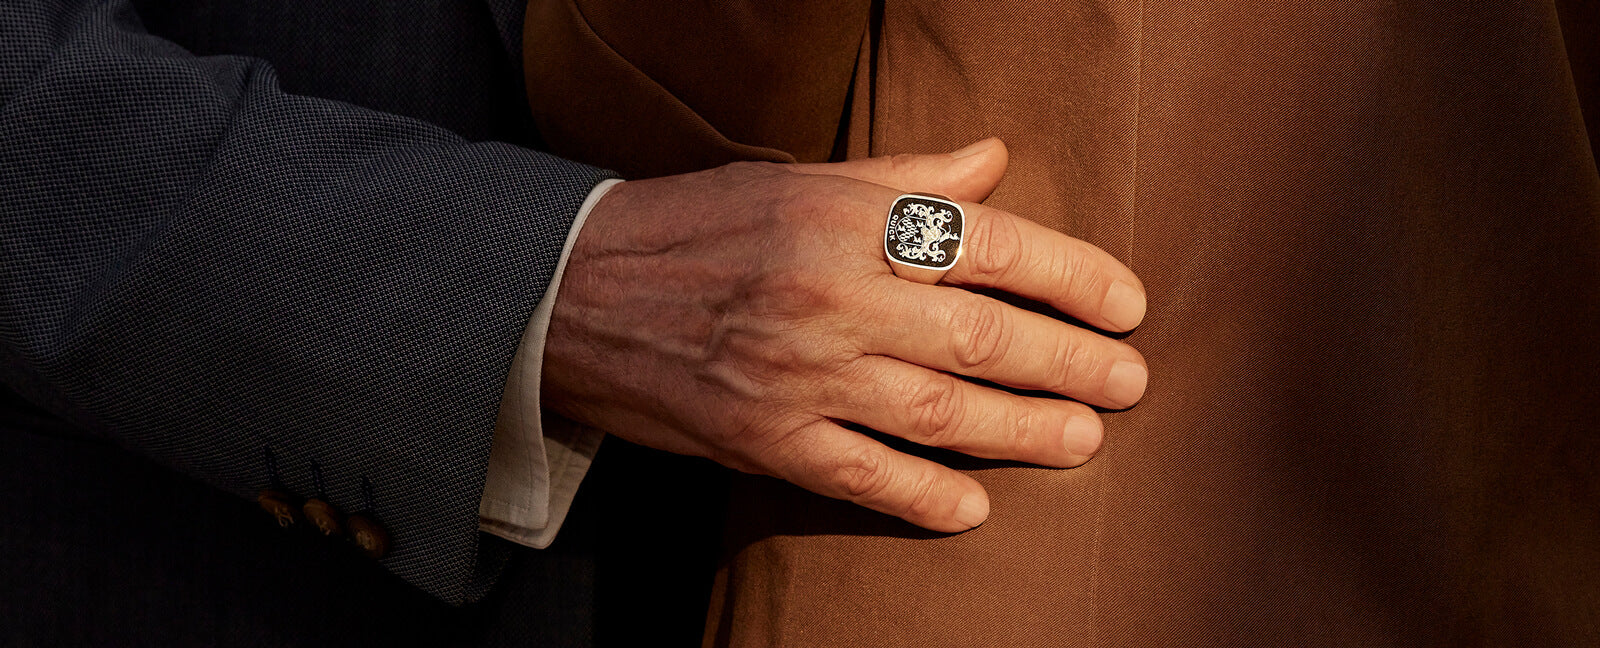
[{"left": 0, "top": 0, "right": 710, "bottom": 644}]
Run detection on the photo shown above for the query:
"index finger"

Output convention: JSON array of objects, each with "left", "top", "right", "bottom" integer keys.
[{"left": 946, "top": 203, "right": 1147, "bottom": 332}]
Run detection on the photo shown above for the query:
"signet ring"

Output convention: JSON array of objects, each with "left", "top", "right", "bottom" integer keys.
[{"left": 884, "top": 193, "right": 965, "bottom": 284}]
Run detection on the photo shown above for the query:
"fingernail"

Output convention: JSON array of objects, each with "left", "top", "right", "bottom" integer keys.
[
  {"left": 1101, "top": 280, "right": 1147, "bottom": 331},
  {"left": 951, "top": 138, "right": 995, "bottom": 159},
  {"left": 1104, "top": 361, "right": 1148, "bottom": 408},
  {"left": 1063, "top": 415, "right": 1104, "bottom": 459},
  {"left": 953, "top": 492, "right": 990, "bottom": 529}
]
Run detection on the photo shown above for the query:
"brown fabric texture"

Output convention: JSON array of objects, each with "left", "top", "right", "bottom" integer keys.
[
  {"left": 1556, "top": 0, "right": 1599, "bottom": 157},
  {"left": 525, "top": 1, "right": 1600, "bottom": 645},
  {"left": 522, "top": 0, "right": 868, "bottom": 177}
]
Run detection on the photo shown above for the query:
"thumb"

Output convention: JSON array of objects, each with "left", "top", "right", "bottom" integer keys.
[{"left": 790, "top": 137, "right": 1009, "bottom": 203}]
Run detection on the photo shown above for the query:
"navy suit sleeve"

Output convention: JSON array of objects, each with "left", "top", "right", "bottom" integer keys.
[{"left": 0, "top": 0, "right": 612, "bottom": 603}]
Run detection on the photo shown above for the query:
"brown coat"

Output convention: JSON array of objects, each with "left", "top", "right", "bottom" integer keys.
[{"left": 526, "top": 1, "right": 1600, "bottom": 645}]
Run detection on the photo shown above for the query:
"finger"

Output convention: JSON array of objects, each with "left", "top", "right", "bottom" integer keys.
[
  {"left": 825, "top": 178, "right": 1146, "bottom": 332},
  {"left": 767, "top": 419, "right": 990, "bottom": 532},
  {"left": 824, "top": 355, "right": 1103, "bottom": 467},
  {"left": 789, "top": 138, "right": 1009, "bottom": 203},
  {"left": 863, "top": 284, "right": 1149, "bottom": 409},
  {"left": 949, "top": 203, "right": 1147, "bottom": 332}
]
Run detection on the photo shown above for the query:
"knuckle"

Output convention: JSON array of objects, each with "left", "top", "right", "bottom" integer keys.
[
  {"left": 948, "top": 300, "right": 1009, "bottom": 370},
  {"left": 884, "top": 153, "right": 920, "bottom": 177},
  {"left": 1050, "top": 334, "right": 1100, "bottom": 392},
  {"left": 761, "top": 266, "right": 830, "bottom": 310},
  {"left": 717, "top": 160, "right": 785, "bottom": 187},
  {"left": 1058, "top": 249, "right": 1099, "bottom": 302},
  {"left": 909, "top": 374, "right": 967, "bottom": 445},
  {"left": 833, "top": 445, "right": 891, "bottom": 500},
  {"left": 900, "top": 472, "right": 946, "bottom": 521},
  {"left": 966, "top": 215, "right": 1023, "bottom": 282},
  {"left": 776, "top": 175, "right": 844, "bottom": 220},
  {"left": 762, "top": 422, "right": 817, "bottom": 463},
  {"left": 1006, "top": 403, "right": 1040, "bottom": 450}
]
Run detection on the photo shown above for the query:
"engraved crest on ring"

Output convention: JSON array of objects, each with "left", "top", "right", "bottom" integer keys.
[{"left": 885, "top": 195, "right": 964, "bottom": 270}]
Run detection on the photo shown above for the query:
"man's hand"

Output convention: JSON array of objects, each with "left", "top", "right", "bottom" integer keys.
[{"left": 541, "top": 139, "right": 1148, "bottom": 532}]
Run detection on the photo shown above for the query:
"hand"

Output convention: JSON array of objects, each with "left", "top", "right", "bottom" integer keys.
[{"left": 541, "top": 138, "right": 1148, "bottom": 532}]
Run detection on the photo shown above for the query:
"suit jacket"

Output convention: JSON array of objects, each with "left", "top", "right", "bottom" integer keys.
[{"left": 0, "top": 0, "right": 608, "bottom": 610}]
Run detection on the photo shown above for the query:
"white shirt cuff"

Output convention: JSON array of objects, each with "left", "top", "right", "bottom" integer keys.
[{"left": 478, "top": 178, "right": 622, "bottom": 548}]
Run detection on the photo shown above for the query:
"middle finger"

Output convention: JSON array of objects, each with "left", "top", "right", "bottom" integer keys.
[{"left": 858, "top": 282, "right": 1149, "bottom": 409}]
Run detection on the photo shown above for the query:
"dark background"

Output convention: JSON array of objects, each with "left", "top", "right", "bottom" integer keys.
[{"left": 1, "top": 0, "right": 728, "bottom": 644}]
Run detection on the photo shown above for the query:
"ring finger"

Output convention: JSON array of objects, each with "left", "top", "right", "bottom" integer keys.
[
  {"left": 825, "top": 355, "right": 1104, "bottom": 467},
  {"left": 858, "top": 282, "right": 1149, "bottom": 409}
]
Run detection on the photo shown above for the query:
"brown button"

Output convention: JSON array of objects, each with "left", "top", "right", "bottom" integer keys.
[
  {"left": 302, "top": 498, "right": 343, "bottom": 537},
  {"left": 346, "top": 514, "right": 389, "bottom": 559},
  {"left": 257, "top": 489, "right": 298, "bottom": 528}
]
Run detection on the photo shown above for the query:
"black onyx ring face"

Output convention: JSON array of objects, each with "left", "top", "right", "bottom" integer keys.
[{"left": 884, "top": 194, "right": 965, "bottom": 271}]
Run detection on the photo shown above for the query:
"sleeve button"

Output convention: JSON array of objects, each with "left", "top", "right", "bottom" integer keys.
[
  {"left": 257, "top": 490, "right": 299, "bottom": 528},
  {"left": 302, "top": 498, "right": 343, "bottom": 537},
  {"left": 346, "top": 514, "right": 390, "bottom": 559}
]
